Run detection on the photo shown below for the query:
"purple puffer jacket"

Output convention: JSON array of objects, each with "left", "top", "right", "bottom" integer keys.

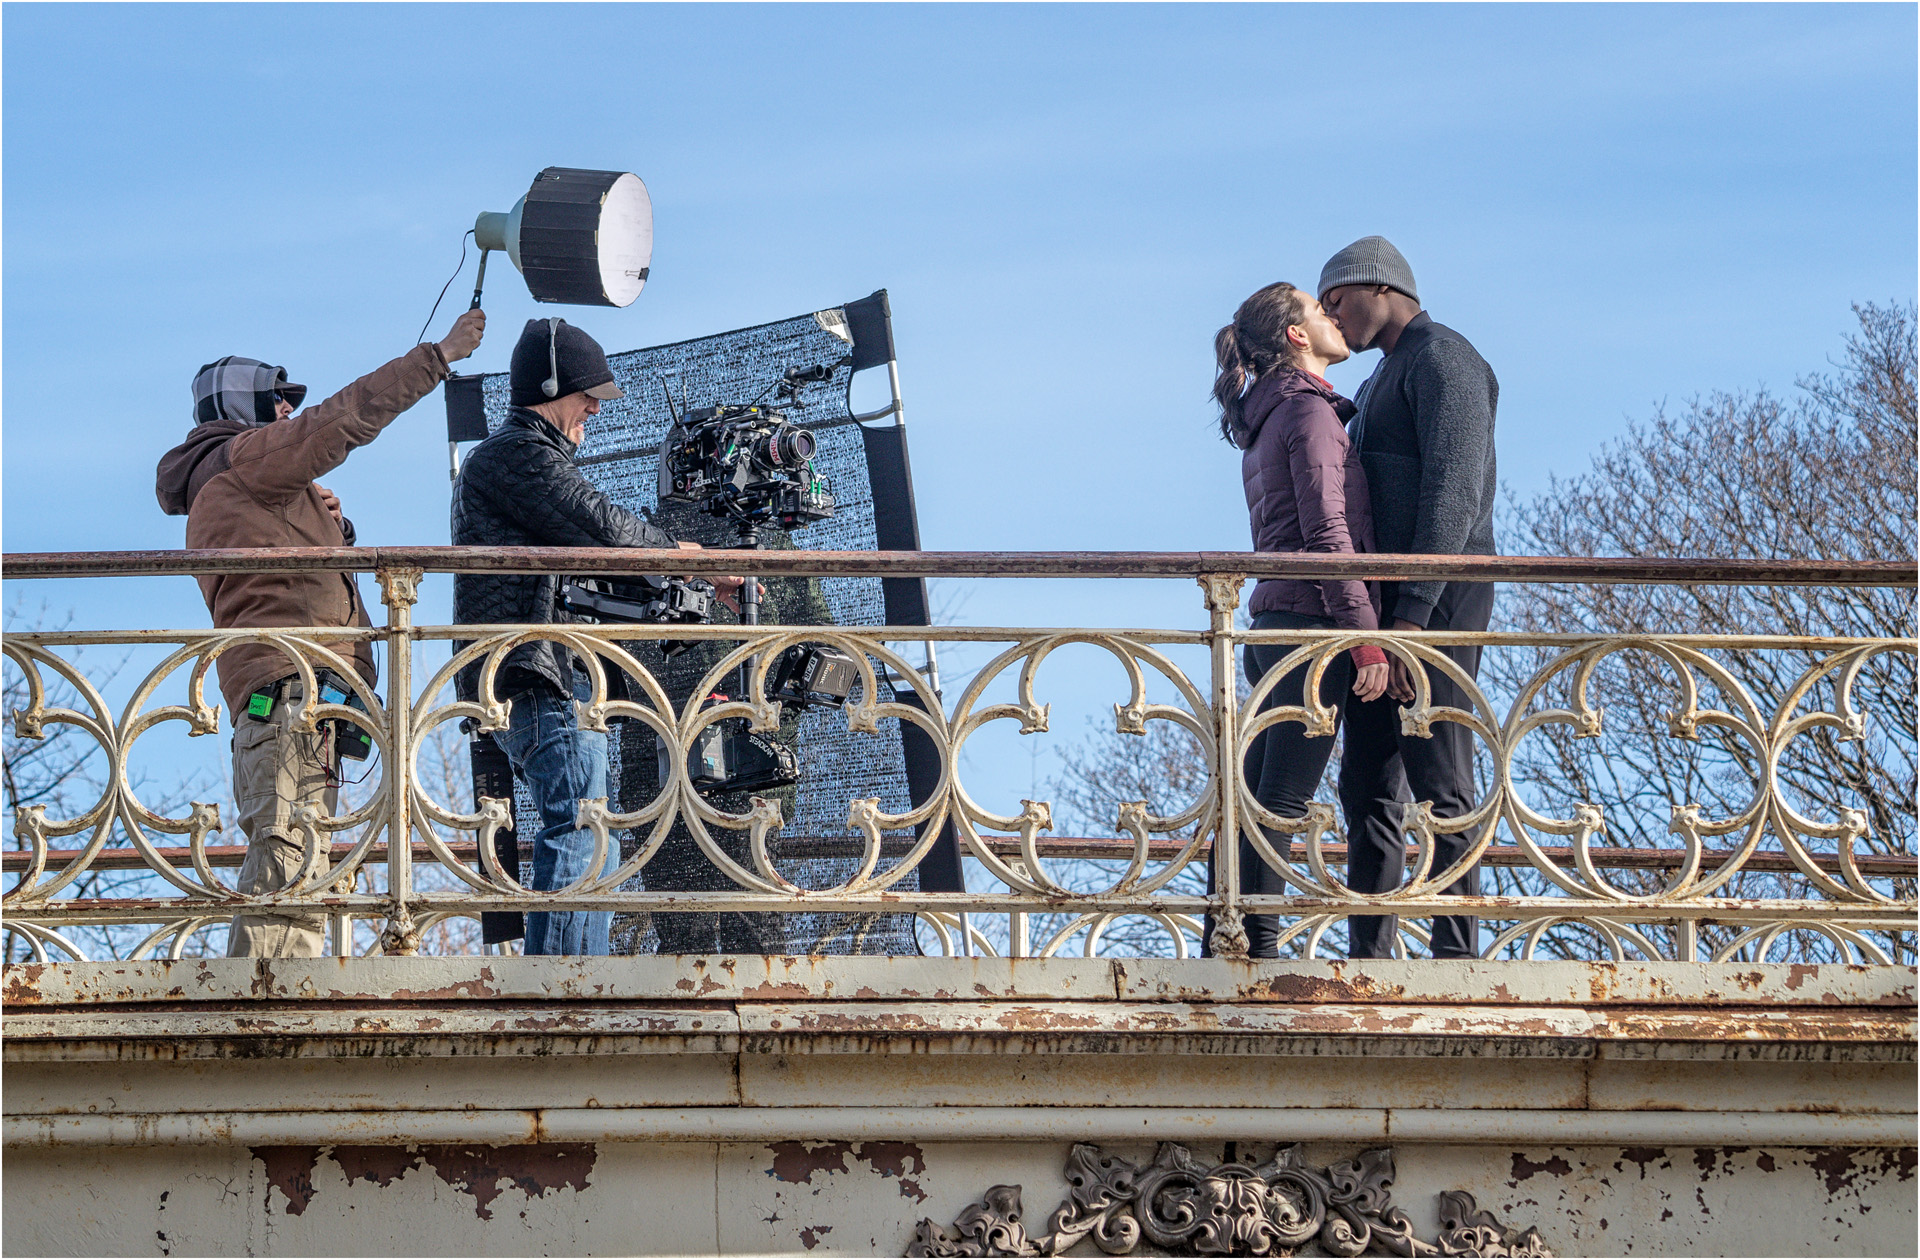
[{"left": 1234, "top": 369, "right": 1384, "bottom": 664}]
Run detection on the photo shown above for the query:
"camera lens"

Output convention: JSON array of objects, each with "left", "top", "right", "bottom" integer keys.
[{"left": 754, "top": 425, "right": 815, "bottom": 467}]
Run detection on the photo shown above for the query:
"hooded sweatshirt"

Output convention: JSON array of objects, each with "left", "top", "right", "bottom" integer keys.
[
  {"left": 1234, "top": 368, "right": 1385, "bottom": 669},
  {"left": 155, "top": 343, "right": 450, "bottom": 720}
]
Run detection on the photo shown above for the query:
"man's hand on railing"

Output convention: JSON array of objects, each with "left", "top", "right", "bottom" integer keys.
[{"left": 674, "top": 539, "right": 756, "bottom": 613}]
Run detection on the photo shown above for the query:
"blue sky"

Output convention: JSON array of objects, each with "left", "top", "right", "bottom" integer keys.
[{"left": 4, "top": 3, "right": 1915, "bottom": 816}]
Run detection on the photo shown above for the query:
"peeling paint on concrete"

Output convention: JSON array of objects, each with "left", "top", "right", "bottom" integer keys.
[
  {"left": 248, "top": 1142, "right": 595, "bottom": 1221},
  {"left": 415, "top": 1142, "right": 597, "bottom": 1220},
  {"left": 851, "top": 1141, "right": 928, "bottom": 1202},
  {"left": 1616, "top": 1147, "right": 1671, "bottom": 1178},
  {"left": 251, "top": 1145, "right": 319, "bottom": 1216},
  {"left": 330, "top": 1145, "right": 421, "bottom": 1188},
  {"left": 767, "top": 1141, "right": 854, "bottom": 1187},
  {"left": 764, "top": 1141, "right": 929, "bottom": 1202},
  {"left": 1510, "top": 1152, "right": 1574, "bottom": 1182}
]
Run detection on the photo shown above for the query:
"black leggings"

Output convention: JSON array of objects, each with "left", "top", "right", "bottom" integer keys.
[{"left": 1206, "top": 610, "right": 1353, "bottom": 958}]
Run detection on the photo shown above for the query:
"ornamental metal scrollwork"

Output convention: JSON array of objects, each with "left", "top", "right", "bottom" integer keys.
[{"left": 907, "top": 1143, "right": 1551, "bottom": 1257}]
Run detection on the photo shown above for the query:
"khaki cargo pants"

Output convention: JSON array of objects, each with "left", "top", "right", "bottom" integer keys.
[{"left": 226, "top": 686, "right": 337, "bottom": 958}]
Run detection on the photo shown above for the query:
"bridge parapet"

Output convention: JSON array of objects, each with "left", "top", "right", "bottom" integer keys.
[{"left": 2, "top": 956, "right": 1913, "bottom": 1254}]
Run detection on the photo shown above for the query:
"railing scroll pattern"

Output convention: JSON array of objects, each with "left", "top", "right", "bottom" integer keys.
[{"left": 4, "top": 548, "right": 1913, "bottom": 964}]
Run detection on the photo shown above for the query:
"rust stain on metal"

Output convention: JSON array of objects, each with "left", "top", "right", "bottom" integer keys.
[
  {"left": 993, "top": 1007, "right": 1102, "bottom": 1031},
  {"left": 743, "top": 981, "right": 815, "bottom": 1001},
  {"left": 1247, "top": 972, "right": 1389, "bottom": 1004},
  {"left": 1, "top": 964, "right": 45, "bottom": 1004},
  {"left": 766, "top": 1141, "right": 853, "bottom": 1185},
  {"left": 251, "top": 1145, "right": 320, "bottom": 1216},
  {"left": 1509, "top": 1153, "right": 1574, "bottom": 1183},
  {"left": 799, "top": 1225, "right": 834, "bottom": 1250},
  {"left": 389, "top": 967, "right": 499, "bottom": 1002}
]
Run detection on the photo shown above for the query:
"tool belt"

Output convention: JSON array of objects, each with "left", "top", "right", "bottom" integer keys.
[{"left": 246, "top": 668, "right": 375, "bottom": 762}]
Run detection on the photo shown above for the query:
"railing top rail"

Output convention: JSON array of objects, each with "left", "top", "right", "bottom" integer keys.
[{"left": 4, "top": 546, "right": 1914, "bottom": 586}]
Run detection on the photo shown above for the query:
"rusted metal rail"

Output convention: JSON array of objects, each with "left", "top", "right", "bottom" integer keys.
[
  {"left": 5, "top": 546, "right": 1913, "bottom": 586},
  {"left": 8, "top": 839, "right": 1914, "bottom": 879}
]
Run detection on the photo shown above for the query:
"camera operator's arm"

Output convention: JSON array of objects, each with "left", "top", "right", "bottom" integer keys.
[
  {"left": 506, "top": 452, "right": 677, "bottom": 551},
  {"left": 226, "top": 310, "right": 485, "bottom": 507},
  {"left": 469, "top": 431, "right": 751, "bottom": 605}
]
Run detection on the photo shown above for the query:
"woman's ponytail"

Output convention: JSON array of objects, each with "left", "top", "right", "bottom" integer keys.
[
  {"left": 1211, "top": 282, "right": 1311, "bottom": 445},
  {"left": 1213, "top": 323, "right": 1250, "bottom": 443}
]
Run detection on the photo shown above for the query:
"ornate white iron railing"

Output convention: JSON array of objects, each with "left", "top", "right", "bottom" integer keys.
[{"left": 4, "top": 547, "right": 1914, "bottom": 963}]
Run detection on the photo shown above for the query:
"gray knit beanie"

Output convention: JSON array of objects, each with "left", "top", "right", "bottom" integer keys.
[{"left": 1318, "top": 236, "right": 1419, "bottom": 303}]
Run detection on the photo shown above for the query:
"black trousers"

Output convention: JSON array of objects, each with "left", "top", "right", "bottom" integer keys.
[
  {"left": 1206, "top": 610, "right": 1353, "bottom": 959},
  {"left": 1340, "top": 579, "right": 1495, "bottom": 960}
]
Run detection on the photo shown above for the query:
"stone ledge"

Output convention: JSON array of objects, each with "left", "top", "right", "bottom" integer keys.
[{"left": 6, "top": 1105, "right": 1914, "bottom": 1150}]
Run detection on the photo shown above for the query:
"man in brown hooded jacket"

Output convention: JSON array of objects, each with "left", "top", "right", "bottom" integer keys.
[{"left": 155, "top": 308, "right": 485, "bottom": 956}]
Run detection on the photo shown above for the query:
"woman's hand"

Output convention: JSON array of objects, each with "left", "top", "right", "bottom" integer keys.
[{"left": 1353, "top": 661, "right": 1391, "bottom": 702}]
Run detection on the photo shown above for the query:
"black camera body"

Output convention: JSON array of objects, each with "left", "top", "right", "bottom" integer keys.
[
  {"left": 664, "top": 696, "right": 801, "bottom": 796},
  {"left": 766, "top": 643, "right": 859, "bottom": 711},
  {"left": 657, "top": 402, "right": 835, "bottom": 529},
  {"left": 560, "top": 575, "right": 716, "bottom": 657}
]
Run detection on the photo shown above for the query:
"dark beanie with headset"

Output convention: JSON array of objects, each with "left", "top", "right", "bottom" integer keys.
[{"left": 509, "top": 318, "right": 626, "bottom": 408}]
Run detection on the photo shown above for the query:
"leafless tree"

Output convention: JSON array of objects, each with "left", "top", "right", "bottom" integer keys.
[{"left": 1484, "top": 301, "right": 1916, "bottom": 963}]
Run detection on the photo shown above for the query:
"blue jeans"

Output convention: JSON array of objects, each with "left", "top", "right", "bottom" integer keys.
[{"left": 494, "top": 672, "right": 618, "bottom": 956}]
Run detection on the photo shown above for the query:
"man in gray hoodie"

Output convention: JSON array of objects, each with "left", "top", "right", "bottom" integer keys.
[{"left": 1319, "top": 236, "right": 1497, "bottom": 960}]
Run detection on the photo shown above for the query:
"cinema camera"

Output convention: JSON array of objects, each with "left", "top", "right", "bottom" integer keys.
[
  {"left": 656, "top": 366, "right": 837, "bottom": 532},
  {"left": 643, "top": 366, "right": 862, "bottom": 797}
]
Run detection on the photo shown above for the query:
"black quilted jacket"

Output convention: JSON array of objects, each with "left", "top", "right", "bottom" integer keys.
[{"left": 451, "top": 407, "right": 675, "bottom": 701}]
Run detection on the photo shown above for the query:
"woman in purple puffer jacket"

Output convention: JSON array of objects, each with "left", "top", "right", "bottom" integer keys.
[{"left": 1205, "top": 281, "right": 1393, "bottom": 958}]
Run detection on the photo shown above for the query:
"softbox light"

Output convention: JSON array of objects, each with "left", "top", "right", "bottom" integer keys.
[{"left": 473, "top": 167, "right": 653, "bottom": 307}]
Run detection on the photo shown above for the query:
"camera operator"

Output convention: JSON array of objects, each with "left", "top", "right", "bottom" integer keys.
[
  {"left": 451, "top": 318, "right": 743, "bottom": 957},
  {"left": 156, "top": 308, "right": 487, "bottom": 959}
]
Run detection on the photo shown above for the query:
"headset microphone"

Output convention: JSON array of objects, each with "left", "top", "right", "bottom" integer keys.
[{"left": 542, "top": 318, "right": 561, "bottom": 398}]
